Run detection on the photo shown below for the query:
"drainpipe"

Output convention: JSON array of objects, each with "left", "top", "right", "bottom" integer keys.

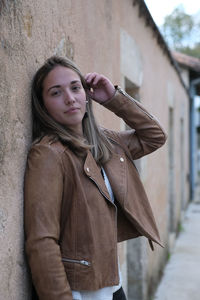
[{"left": 189, "top": 77, "right": 200, "bottom": 200}]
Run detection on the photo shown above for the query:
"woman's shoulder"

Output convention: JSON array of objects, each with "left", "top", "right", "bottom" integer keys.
[
  {"left": 100, "top": 126, "right": 135, "bottom": 157},
  {"left": 27, "top": 135, "right": 68, "bottom": 166},
  {"left": 30, "top": 135, "right": 66, "bottom": 154},
  {"left": 100, "top": 126, "right": 128, "bottom": 146},
  {"left": 25, "top": 136, "right": 66, "bottom": 177}
]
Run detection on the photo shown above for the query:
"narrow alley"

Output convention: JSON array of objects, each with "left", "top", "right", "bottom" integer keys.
[{"left": 154, "top": 191, "right": 200, "bottom": 300}]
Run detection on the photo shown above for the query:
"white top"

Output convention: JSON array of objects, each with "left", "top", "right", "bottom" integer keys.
[{"left": 71, "top": 168, "right": 122, "bottom": 300}]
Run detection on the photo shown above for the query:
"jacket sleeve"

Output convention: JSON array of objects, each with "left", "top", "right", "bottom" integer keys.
[
  {"left": 24, "top": 144, "right": 73, "bottom": 300},
  {"left": 102, "top": 87, "right": 167, "bottom": 159}
]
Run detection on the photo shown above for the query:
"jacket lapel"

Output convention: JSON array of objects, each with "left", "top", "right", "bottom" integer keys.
[
  {"left": 83, "top": 151, "right": 111, "bottom": 202},
  {"left": 103, "top": 153, "right": 127, "bottom": 206}
]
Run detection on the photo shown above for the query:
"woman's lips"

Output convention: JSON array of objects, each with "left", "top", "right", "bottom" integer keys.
[{"left": 64, "top": 107, "right": 79, "bottom": 114}]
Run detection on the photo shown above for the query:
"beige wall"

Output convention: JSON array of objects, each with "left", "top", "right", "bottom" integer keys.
[
  {"left": 116, "top": 1, "right": 189, "bottom": 298},
  {"left": 0, "top": 0, "right": 190, "bottom": 299}
]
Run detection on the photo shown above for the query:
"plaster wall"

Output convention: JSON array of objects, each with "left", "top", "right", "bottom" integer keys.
[{"left": 0, "top": 0, "right": 189, "bottom": 299}]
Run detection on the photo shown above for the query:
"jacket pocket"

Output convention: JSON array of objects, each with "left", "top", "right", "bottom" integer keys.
[{"left": 62, "top": 257, "right": 91, "bottom": 266}]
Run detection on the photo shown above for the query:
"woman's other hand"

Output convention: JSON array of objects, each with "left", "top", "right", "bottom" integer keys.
[{"left": 85, "top": 73, "right": 115, "bottom": 103}]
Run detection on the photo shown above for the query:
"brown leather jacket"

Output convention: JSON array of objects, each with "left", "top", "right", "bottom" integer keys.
[{"left": 24, "top": 88, "right": 167, "bottom": 300}]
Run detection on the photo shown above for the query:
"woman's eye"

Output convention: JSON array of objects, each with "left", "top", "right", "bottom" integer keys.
[
  {"left": 51, "top": 90, "right": 61, "bottom": 96},
  {"left": 72, "top": 86, "right": 81, "bottom": 91}
]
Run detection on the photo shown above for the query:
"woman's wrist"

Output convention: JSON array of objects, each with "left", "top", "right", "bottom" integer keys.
[{"left": 100, "top": 85, "right": 118, "bottom": 104}]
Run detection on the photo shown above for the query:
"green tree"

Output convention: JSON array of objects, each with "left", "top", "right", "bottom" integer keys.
[
  {"left": 161, "top": 5, "right": 200, "bottom": 58},
  {"left": 179, "top": 44, "right": 200, "bottom": 59}
]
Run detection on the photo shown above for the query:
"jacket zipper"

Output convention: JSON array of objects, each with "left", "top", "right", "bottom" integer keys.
[
  {"left": 62, "top": 179, "right": 117, "bottom": 269},
  {"left": 117, "top": 87, "right": 154, "bottom": 120},
  {"left": 62, "top": 258, "right": 91, "bottom": 266}
]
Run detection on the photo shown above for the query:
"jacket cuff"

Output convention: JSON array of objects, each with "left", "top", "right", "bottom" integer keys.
[{"left": 100, "top": 85, "right": 121, "bottom": 106}]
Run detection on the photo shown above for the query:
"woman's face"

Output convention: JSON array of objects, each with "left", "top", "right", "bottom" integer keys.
[{"left": 42, "top": 66, "right": 87, "bottom": 135}]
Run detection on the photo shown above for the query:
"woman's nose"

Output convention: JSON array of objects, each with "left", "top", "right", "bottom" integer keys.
[{"left": 64, "top": 90, "right": 75, "bottom": 104}]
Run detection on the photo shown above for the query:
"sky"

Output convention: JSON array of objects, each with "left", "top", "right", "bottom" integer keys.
[{"left": 144, "top": 0, "right": 200, "bottom": 27}]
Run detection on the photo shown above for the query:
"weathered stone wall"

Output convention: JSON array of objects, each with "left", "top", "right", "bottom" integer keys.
[
  {"left": 0, "top": 2, "right": 32, "bottom": 299},
  {"left": 0, "top": 0, "right": 189, "bottom": 299}
]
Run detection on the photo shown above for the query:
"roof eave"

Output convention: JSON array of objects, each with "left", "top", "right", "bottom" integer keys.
[{"left": 133, "top": 0, "right": 189, "bottom": 96}]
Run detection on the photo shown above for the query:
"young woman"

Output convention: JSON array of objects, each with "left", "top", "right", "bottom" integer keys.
[{"left": 24, "top": 56, "right": 167, "bottom": 300}]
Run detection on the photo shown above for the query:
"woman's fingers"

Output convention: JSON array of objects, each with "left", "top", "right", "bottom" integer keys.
[
  {"left": 85, "top": 72, "right": 115, "bottom": 103},
  {"left": 85, "top": 73, "right": 104, "bottom": 87},
  {"left": 85, "top": 73, "right": 95, "bottom": 85}
]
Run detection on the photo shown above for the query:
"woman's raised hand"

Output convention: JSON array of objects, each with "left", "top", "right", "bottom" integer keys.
[{"left": 85, "top": 73, "right": 115, "bottom": 104}]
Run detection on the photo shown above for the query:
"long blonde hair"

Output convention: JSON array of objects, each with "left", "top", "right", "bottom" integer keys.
[{"left": 31, "top": 56, "right": 113, "bottom": 164}]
